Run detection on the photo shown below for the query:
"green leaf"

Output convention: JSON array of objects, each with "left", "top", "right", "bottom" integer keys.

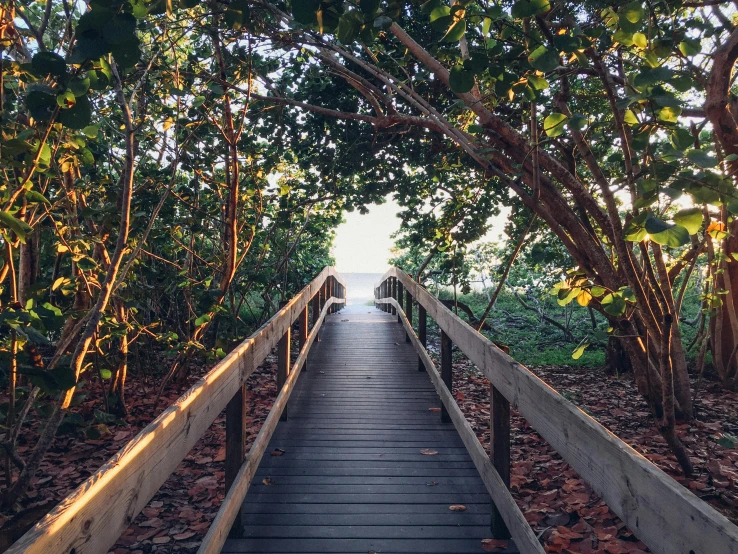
[
  {"left": 449, "top": 65, "right": 475, "bottom": 93},
  {"left": 686, "top": 149, "right": 718, "bottom": 168},
  {"left": 26, "top": 88, "right": 57, "bottom": 122},
  {"left": 602, "top": 293, "right": 627, "bottom": 316},
  {"left": 527, "top": 74, "right": 548, "bottom": 90},
  {"left": 195, "top": 313, "right": 211, "bottom": 326},
  {"left": 658, "top": 106, "right": 681, "bottom": 123},
  {"left": 291, "top": 0, "right": 320, "bottom": 25},
  {"left": 623, "top": 109, "right": 638, "bottom": 125},
  {"left": 0, "top": 211, "right": 33, "bottom": 242},
  {"left": 670, "top": 128, "right": 693, "bottom": 151},
  {"left": 82, "top": 125, "right": 99, "bottom": 138},
  {"left": 673, "top": 208, "right": 703, "bottom": 234},
  {"left": 25, "top": 190, "right": 51, "bottom": 205},
  {"left": 568, "top": 113, "right": 587, "bottom": 131},
  {"left": 543, "top": 113, "right": 568, "bottom": 137},
  {"left": 552, "top": 34, "right": 581, "bottom": 53},
  {"left": 99, "top": 369, "right": 112, "bottom": 379},
  {"left": 19, "top": 364, "right": 76, "bottom": 393},
  {"left": 633, "top": 66, "right": 674, "bottom": 88},
  {"left": 482, "top": 16, "right": 492, "bottom": 36},
  {"left": 632, "top": 32, "right": 647, "bottom": 49},
  {"left": 591, "top": 286, "right": 606, "bottom": 297},
  {"left": 621, "top": 1, "right": 644, "bottom": 24},
  {"left": 649, "top": 222, "right": 690, "bottom": 247},
  {"left": 58, "top": 95, "right": 92, "bottom": 130},
  {"left": 337, "top": 12, "right": 362, "bottom": 43},
  {"left": 224, "top": 0, "right": 251, "bottom": 29},
  {"left": 103, "top": 14, "right": 137, "bottom": 44},
  {"left": 612, "top": 30, "right": 634, "bottom": 46},
  {"left": 69, "top": 76, "right": 91, "bottom": 97},
  {"left": 679, "top": 39, "right": 701, "bottom": 57},
  {"left": 528, "top": 46, "right": 558, "bottom": 73},
  {"left": 57, "top": 89, "right": 76, "bottom": 108},
  {"left": 623, "top": 212, "right": 649, "bottom": 242},
  {"left": 32, "top": 52, "right": 66, "bottom": 77},
  {"left": 441, "top": 19, "right": 466, "bottom": 43},
  {"left": 511, "top": 0, "right": 550, "bottom": 19}
]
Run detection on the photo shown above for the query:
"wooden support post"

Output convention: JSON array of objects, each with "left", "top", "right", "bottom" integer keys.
[
  {"left": 312, "top": 292, "right": 320, "bottom": 329},
  {"left": 418, "top": 304, "right": 427, "bottom": 371},
  {"left": 391, "top": 277, "right": 397, "bottom": 316},
  {"left": 381, "top": 281, "right": 387, "bottom": 312},
  {"left": 224, "top": 385, "right": 246, "bottom": 537},
  {"left": 277, "top": 320, "right": 291, "bottom": 421},
  {"left": 491, "top": 383, "right": 511, "bottom": 539},
  {"left": 397, "top": 281, "right": 404, "bottom": 323},
  {"left": 440, "top": 330, "right": 452, "bottom": 423},
  {"left": 405, "top": 288, "right": 412, "bottom": 343},
  {"left": 299, "top": 305, "right": 308, "bottom": 371}
]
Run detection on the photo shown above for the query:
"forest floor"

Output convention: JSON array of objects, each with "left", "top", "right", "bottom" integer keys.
[{"left": 2, "top": 338, "right": 737, "bottom": 554}]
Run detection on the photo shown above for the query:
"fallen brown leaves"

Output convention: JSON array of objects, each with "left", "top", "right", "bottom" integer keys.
[
  {"left": 0, "top": 347, "right": 280, "bottom": 553},
  {"left": 442, "top": 344, "right": 738, "bottom": 553}
]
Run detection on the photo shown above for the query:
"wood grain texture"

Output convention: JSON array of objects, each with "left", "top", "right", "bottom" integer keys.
[
  {"left": 378, "top": 269, "right": 738, "bottom": 554},
  {"left": 223, "top": 306, "right": 519, "bottom": 554},
  {"left": 7, "top": 268, "right": 345, "bottom": 554},
  {"left": 386, "top": 297, "right": 543, "bottom": 554},
  {"left": 198, "top": 298, "right": 340, "bottom": 554}
]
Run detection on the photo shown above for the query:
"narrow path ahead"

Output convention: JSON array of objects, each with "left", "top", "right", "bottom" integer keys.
[{"left": 223, "top": 305, "right": 515, "bottom": 553}]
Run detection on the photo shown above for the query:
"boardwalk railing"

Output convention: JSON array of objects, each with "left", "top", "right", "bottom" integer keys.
[
  {"left": 375, "top": 267, "right": 738, "bottom": 554},
  {"left": 8, "top": 267, "right": 345, "bottom": 554}
]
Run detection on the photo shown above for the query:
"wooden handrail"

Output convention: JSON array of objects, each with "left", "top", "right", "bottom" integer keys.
[
  {"left": 8, "top": 267, "right": 346, "bottom": 554},
  {"left": 375, "top": 267, "right": 738, "bottom": 554},
  {"left": 197, "top": 295, "right": 340, "bottom": 553}
]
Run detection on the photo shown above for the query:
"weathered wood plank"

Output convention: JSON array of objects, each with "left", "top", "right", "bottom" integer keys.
[
  {"left": 383, "top": 297, "right": 544, "bottom": 554},
  {"left": 197, "top": 298, "right": 338, "bottom": 554},
  {"left": 379, "top": 269, "right": 738, "bottom": 554},
  {"left": 7, "top": 268, "right": 344, "bottom": 554},
  {"left": 227, "top": 307, "right": 518, "bottom": 554}
]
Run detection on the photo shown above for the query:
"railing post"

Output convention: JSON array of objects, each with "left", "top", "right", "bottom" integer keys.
[
  {"left": 440, "top": 330, "right": 452, "bottom": 423},
  {"left": 278, "top": 311, "right": 291, "bottom": 421},
  {"left": 405, "top": 287, "right": 412, "bottom": 343},
  {"left": 299, "top": 304, "right": 308, "bottom": 371},
  {"left": 380, "top": 281, "right": 386, "bottom": 312},
  {"left": 224, "top": 384, "right": 246, "bottom": 537},
  {"left": 397, "top": 280, "right": 404, "bottom": 323},
  {"left": 391, "top": 277, "right": 397, "bottom": 316},
  {"left": 491, "top": 377, "right": 511, "bottom": 539},
  {"left": 418, "top": 304, "right": 427, "bottom": 371}
]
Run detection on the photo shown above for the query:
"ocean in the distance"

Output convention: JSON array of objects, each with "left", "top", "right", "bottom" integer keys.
[{"left": 340, "top": 272, "right": 384, "bottom": 305}]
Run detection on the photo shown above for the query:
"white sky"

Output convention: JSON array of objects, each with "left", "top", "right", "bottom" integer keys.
[
  {"left": 332, "top": 196, "right": 511, "bottom": 274},
  {"left": 332, "top": 197, "right": 402, "bottom": 273}
]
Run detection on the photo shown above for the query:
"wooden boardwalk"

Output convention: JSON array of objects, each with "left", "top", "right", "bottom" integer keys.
[{"left": 223, "top": 305, "right": 516, "bottom": 553}]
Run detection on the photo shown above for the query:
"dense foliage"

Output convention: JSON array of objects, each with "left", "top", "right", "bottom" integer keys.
[{"left": 3, "top": 0, "right": 738, "bottom": 508}]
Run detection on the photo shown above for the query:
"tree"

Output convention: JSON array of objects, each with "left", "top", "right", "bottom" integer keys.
[{"left": 241, "top": 0, "right": 738, "bottom": 474}]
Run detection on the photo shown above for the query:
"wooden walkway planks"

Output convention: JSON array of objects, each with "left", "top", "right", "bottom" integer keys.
[{"left": 223, "top": 305, "right": 516, "bottom": 554}]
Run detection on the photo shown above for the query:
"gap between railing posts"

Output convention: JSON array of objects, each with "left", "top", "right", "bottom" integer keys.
[
  {"left": 376, "top": 267, "right": 738, "bottom": 554},
  {"left": 374, "top": 272, "right": 515, "bottom": 544},
  {"left": 213, "top": 270, "right": 346, "bottom": 543},
  {"left": 5, "top": 267, "right": 345, "bottom": 554}
]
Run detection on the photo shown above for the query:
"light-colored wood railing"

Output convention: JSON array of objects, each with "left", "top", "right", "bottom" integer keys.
[
  {"left": 376, "top": 267, "right": 738, "bottom": 554},
  {"left": 8, "top": 268, "right": 345, "bottom": 554}
]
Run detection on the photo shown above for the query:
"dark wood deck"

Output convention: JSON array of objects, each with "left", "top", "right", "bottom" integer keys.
[{"left": 223, "top": 305, "right": 516, "bottom": 553}]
